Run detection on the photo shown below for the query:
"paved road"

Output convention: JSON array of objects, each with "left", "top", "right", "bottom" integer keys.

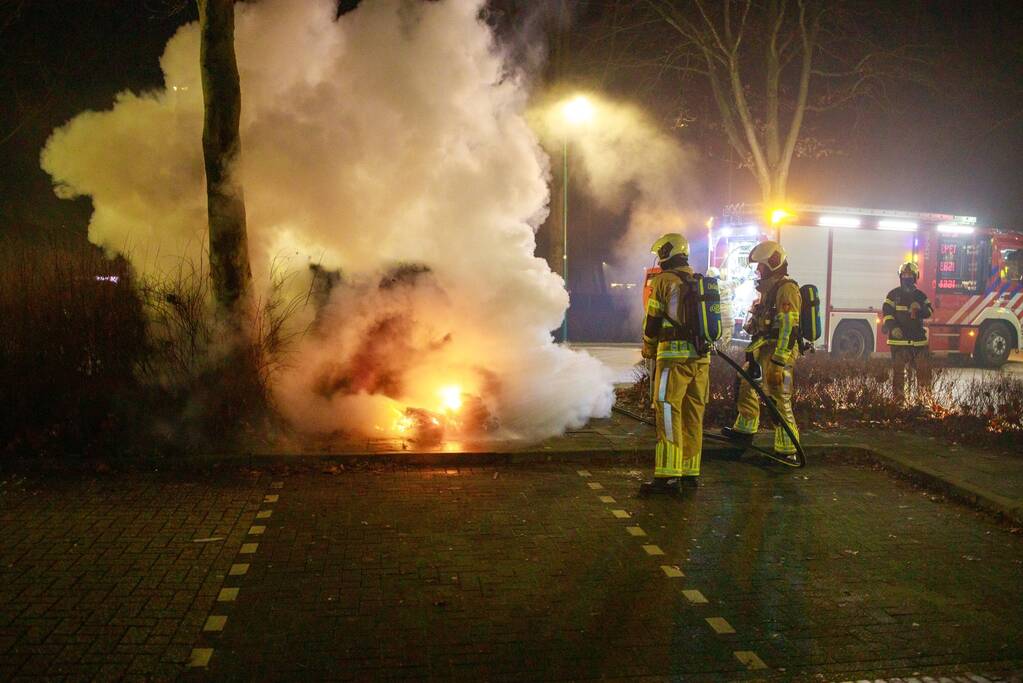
[{"left": 2, "top": 457, "right": 1021, "bottom": 680}]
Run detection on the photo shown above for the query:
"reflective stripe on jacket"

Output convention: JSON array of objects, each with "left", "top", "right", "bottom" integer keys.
[{"left": 882, "top": 285, "right": 932, "bottom": 347}]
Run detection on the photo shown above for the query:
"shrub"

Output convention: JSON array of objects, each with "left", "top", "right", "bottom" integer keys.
[
  {"left": 0, "top": 237, "right": 145, "bottom": 457},
  {"left": 0, "top": 237, "right": 309, "bottom": 459},
  {"left": 617, "top": 350, "right": 1023, "bottom": 452}
]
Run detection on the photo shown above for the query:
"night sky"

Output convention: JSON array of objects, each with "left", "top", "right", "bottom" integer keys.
[{"left": 2, "top": 0, "right": 1021, "bottom": 284}]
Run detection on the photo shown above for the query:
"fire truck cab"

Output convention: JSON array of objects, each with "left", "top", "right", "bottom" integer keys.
[{"left": 708, "top": 204, "right": 1023, "bottom": 367}]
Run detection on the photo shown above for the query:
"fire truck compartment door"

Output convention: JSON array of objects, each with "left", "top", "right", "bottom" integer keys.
[
  {"left": 830, "top": 229, "right": 915, "bottom": 310},
  {"left": 780, "top": 225, "right": 828, "bottom": 306}
]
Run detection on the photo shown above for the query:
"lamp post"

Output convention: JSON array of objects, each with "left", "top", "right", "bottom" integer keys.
[{"left": 559, "top": 95, "right": 594, "bottom": 344}]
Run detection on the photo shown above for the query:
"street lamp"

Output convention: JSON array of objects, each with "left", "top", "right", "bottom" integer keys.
[{"left": 558, "top": 95, "right": 594, "bottom": 343}]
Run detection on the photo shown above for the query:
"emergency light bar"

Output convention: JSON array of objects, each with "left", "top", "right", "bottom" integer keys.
[
  {"left": 877, "top": 219, "right": 919, "bottom": 232},
  {"left": 818, "top": 215, "right": 861, "bottom": 228}
]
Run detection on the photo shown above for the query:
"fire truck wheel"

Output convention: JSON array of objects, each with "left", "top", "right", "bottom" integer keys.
[
  {"left": 830, "top": 320, "right": 873, "bottom": 360},
  {"left": 974, "top": 321, "right": 1014, "bottom": 368}
]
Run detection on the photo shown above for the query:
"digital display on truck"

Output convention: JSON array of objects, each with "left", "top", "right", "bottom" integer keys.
[{"left": 936, "top": 237, "right": 988, "bottom": 293}]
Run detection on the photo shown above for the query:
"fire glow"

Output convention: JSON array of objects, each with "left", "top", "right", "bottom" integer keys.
[
  {"left": 389, "top": 383, "right": 494, "bottom": 445},
  {"left": 438, "top": 385, "right": 463, "bottom": 413}
]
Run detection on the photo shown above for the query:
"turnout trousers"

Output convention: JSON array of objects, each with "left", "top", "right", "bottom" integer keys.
[
  {"left": 891, "top": 346, "right": 931, "bottom": 402},
  {"left": 652, "top": 357, "right": 711, "bottom": 477},
  {"left": 732, "top": 345, "right": 800, "bottom": 455}
]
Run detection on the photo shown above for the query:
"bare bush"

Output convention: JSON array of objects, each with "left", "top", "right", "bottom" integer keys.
[
  {"left": 135, "top": 254, "right": 312, "bottom": 451},
  {"left": 616, "top": 349, "right": 1023, "bottom": 452}
]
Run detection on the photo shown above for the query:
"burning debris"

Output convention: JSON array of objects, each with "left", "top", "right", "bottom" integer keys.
[
  {"left": 297, "top": 264, "right": 502, "bottom": 442},
  {"left": 394, "top": 388, "right": 499, "bottom": 445}
]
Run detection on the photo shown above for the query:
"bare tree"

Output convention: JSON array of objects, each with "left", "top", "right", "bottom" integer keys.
[
  {"left": 590, "top": 0, "right": 929, "bottom": 210},
  {"left": 197, "top": 0, "right": 252, "bottom": 321}
]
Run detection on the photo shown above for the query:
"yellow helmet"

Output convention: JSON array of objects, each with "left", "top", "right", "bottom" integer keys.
[
  {"left": 650, "top": 233, "right": 689, "bottom": 263},
  {"left": 899, "top": 261, "right": 920, "bottom": 280},
  {"left": 748, "top": 240, "right": 787, "bottom": 272}
]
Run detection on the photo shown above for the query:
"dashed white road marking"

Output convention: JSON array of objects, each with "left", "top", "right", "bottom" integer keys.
[
  {"left": 203, "top": 615, "right": 227, "bottom": 632},
  {"left": 682, "top": 589, "right": 708, "bottom": 604},
  {"left": 256, "top": 510, "right": 272, "bottom": 519},
  {"left": 611, "top": 509, "right": 631, "bottom": 519},
  {"left": 598, "top": 495, "right": 616, "bottom": 504},
  {"left": 188, "top": 648, "right": 214, "bottom": 668},
  {"left": 240, "top": 543, "right": 259, "bottom": 554},
  {"left": 660, "top": 565, "right": 684, "bottom": 578},
  {"left": 271, "top": 481, "right": 284, "bottom": 489},
  {"left": 248, "top": 525, "right": 266, "bottom": 535},
  {"left": 705, "top": 617, "right": 735, "bottom": 634},
  {"left": 642, "top": 544, "right": 664, "bottom": 556},
  {"left": 626, "top": 526, "right": 647, "bottom": 537},
  {"left": 576, "top": 470, "right": 592, "bottom": 477},
  {"left": 217, "top": 588, "right": 239, "bottom": 602},
  {"left": 229, "top": 563, "right": 249, "bottom": 576},
  {"left": 733, "top": 651, "right": 767, "bottom": 670},
  {"left": 587, "top": 482, "right": 604, "bottom": 490},
  {"left": 263, "top": 494, "right": 279, "bottom": 503}
]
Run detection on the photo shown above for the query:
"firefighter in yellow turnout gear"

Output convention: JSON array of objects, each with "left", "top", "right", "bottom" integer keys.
[
  {"left": 639, "top": 233, "right": 711, "bottom": 495},
  {"left": 723, "top": 240, "right": 802, "bottom": 460}
]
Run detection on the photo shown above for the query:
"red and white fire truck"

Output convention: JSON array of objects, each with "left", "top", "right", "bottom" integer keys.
[{"left": 709, "top": 204, "right": 1023, "bottom": 367}]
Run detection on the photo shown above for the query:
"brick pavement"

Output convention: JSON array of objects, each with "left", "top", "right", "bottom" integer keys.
[
  {"left": 0, "top": 470, "right": 267, "bottom": 680},
  {"left": 2, "top": 455, "right": 1022, "bottom": 680},
  {"left": 198, "top": 456, "right": 1022, "bottom": 680}
]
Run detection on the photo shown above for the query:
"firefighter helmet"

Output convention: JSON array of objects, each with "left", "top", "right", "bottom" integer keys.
[
  {"left": 748, "top": 240, "right": 787, "bottom": 272},
  {"left": 650, "top": 233, "right": 689, "bottom": 263},
  {"left": 899, "top": 261, "right": 920, "bottom": 281}
]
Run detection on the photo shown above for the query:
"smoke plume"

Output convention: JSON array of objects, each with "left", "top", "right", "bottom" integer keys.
[
  {"left": 41, "top": 0, "right": 614, "bottom": 441},
  {"left": 531, "top": 92, "right": 700, "bottom": 294}
]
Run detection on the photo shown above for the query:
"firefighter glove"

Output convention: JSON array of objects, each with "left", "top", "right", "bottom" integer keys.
[
  {"left": 890, "top": 327, "right": 904, "bottom": 340},
  {"left": 642, "top": 342, "right": 657, "bottom": 360},
  {"left": 909, "top": 302, "right": 921, "bottom": 319}
]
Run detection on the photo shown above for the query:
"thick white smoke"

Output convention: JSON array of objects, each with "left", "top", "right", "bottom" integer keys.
[{"left": 41, "top": 0, "right": 614, "bottom": 441}]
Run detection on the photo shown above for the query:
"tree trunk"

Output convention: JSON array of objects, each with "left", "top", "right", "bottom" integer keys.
[
  {"left": 198, "top": 0, "right": 252, "bottom": 321},
  {"left": 197, "top": 0, "right": 264, "bottom": 444}
]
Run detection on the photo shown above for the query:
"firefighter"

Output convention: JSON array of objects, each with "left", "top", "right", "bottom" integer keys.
[
  {"left": 722, "top": 240, "right": 801, "bottom": 460},
  {"left": 639, "top": 233, "right": 711, "bottom": 495},
  {"left": 883, "top": 262, "right": 933, "bottom": 402}
]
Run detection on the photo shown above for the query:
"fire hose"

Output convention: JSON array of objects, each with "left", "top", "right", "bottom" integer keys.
[
  {"left": 615, "top": 348, "right": 806, "bottom": 469},
  {"left": 711, "top": 348, "right": 806, "bottom": 468}
]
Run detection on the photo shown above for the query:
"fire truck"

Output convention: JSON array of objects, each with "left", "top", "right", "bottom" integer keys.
[{"left": 705, "top": 204, "right": 1023, "bottom": 367}]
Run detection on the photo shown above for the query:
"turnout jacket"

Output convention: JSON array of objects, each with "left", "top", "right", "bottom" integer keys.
[
  {"left": 642, "top": 266, "right": 709, "bottom": 362},
  {"left": 744, "top": 274, "right": 801, "bottom": 364},
  {"left": 882, "top": 285, "right": 932, "bottom": 347}
]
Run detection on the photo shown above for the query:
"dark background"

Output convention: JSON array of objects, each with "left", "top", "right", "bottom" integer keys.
[{"left": 2, "top": 1, "right": 1021, "bottom": 339}]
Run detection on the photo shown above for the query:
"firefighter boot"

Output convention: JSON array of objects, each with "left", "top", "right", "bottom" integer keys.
[
  {"left": 678, "top": 476, "right": 699, "bottom": 490},
  {"left": 639, "top": 477, "right": 680, "bottom": 496},
  {"left": 721, "top": 426, "right": 754, "bottom": 447}
]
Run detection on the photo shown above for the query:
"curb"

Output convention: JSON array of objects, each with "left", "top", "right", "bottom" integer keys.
[
  {"left": 5, "top": 434, "right": 1019, "bottom": 526},
  {"left": 837, "top": 445, "right": 1023, "bottom": 526}
]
